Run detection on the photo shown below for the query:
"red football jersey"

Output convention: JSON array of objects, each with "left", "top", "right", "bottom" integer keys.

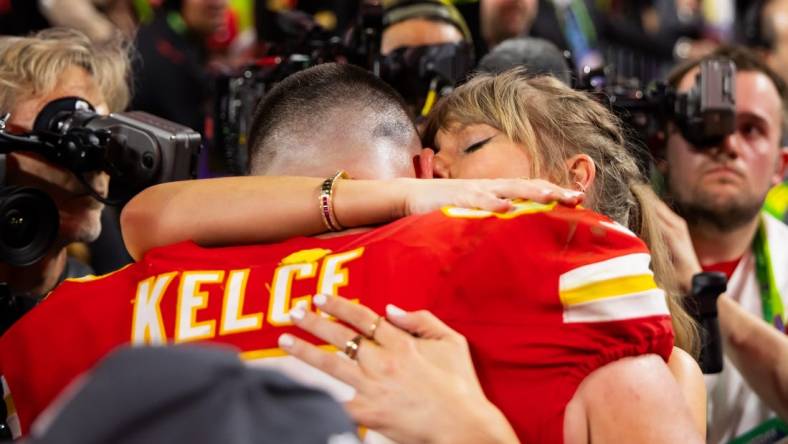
[{"left": 0, "top": 202, "right": 673, "bottom": 443}]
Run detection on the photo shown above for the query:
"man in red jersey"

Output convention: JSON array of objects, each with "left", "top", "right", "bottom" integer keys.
[
  {"left": 1, "top": 201, "right": 689, "bottom": 443},
  {"left": 0, "top": 63, "right": 700, "bottom": 443}
]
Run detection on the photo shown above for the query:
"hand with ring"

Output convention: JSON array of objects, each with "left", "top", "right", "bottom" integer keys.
[{"left": 278, "top": 294, "right": 519, "bottom": 444}]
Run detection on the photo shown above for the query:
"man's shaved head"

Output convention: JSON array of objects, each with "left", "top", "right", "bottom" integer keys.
[{"left": 248, "top": 63, "right": 421, "bottom": 179}]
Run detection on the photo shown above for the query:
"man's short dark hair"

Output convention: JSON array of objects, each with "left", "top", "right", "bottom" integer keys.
[{"left": 248, "top": 63, "right": 415, "bottom": 174}]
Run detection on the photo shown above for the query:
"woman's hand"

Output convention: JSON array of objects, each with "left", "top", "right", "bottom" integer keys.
[
  {"left": 392, "top": 178, "right": 584, "bottom": 217},
  {"left": 278, "top": 295, "right": 519, "bottom": 444}
]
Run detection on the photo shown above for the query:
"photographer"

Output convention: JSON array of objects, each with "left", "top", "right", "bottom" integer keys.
[
  {"left": 379, "top": 0, "right": 475, "bottom": 119},
  {"left": 0, "top": 28, "right": 130, "bottom": 327},
  {"left": 655, "top": 46, "right": 788, "bottom": 443}
]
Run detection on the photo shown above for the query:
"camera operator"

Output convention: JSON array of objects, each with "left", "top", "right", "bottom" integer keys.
[
  {"left": 0, "top": 28, "right": 130, "bottom": 328},
  {"left": 381, "top": 0, "right": 471, "bottom": 55},
  {"left": 654, "top": 46, "right": 788, "bottom": 443},
  {"left": 379, "top": 0, "right": 474, "bottom": 120}
]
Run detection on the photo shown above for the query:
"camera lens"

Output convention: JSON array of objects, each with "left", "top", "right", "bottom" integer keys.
[{"left": 0, "top": 187, "right": 59, "bottom": 266}]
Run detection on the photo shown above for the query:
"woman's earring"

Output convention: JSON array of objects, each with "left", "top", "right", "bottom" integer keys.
[{"left": 575, "top": 181, "right": 587, "bottom": 193}]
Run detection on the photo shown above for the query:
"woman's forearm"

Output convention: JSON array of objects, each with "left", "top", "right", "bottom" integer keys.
[
  {"left": 121, "top": 176, "right": 581, "bottom": 260},
  {"left": 121, "top": 176, "right": 408, "bottom": 260}
]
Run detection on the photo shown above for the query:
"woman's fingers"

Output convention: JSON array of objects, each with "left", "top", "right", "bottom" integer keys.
[
  {"left": 312, "top": 294, "right": 410, "bottom": 348},
  {"left": 278, "top": 333, "right": 364, "bottom": 387},
  {"left": 502, "top": 179, "right": 584, "bottom": 206},
  {"left": 287, "top": 301, "right": 392, "bottom": 376},
  {"left": 469, "top": 192, "right": 514, "bottom": 213},
  {"left": 385, "top": 305, "right": 462, "bottom": 341},
  {"left": 289, "top": 304, "right": 359, "bottom": 349}
]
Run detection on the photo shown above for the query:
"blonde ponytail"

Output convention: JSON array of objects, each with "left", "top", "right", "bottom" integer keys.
[{"left": 630, "top": 183, "right": 700, "bottom": 358}]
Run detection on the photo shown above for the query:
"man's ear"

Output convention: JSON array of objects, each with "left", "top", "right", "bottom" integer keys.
[
  {"left": 566, "top": 154, "right": 596, "bottom": 192},
  {"left": 417, "top": 148, "right": 436, "bottom": 179},
  {"left": 773, "top": 146, "right": 788, "bottom": 186}
]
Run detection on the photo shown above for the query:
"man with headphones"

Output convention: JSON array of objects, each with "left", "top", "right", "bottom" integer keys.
[
  {"left": 0, "top": 29, "right": 131, "bottom": 333},
  {"left": 378, "top": 0, "right": 475, "bottom": 120}
]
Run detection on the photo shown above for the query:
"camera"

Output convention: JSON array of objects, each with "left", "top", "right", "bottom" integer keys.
[
  {"left": 216, "top": 8, "right": 369, "bottom": 174},
  {"left": 379, "top": 41, "right": 475, "bottom": 117},
  {"left": 0, "top": 97, "right": 201, "bottom": 266},
  {"left": 215, "top": 4, "right": 473, "bottom": 174},
  {"left": 579, "top": 57, "right": 736, "bottom": 170}
]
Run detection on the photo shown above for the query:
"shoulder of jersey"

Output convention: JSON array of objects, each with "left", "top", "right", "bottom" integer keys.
[{"left": 440, "top": 200, "right": 639, "bottom": 237}]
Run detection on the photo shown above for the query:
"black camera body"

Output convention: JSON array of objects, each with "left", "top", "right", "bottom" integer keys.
[
  {"left": 379, "top": 42, "right": 474, "bottom": 113},
  {"left": 580, "top": 57, "right": 737, "bottom": 169},
  {"left": 674, "top": 58, "right": 736, "bottom": 148},
  {"left": 688, "top": 271, "right": 728, "bottom": 374},
  {"left": 0, "top": 97, "right": 201, "bottom": 266},
  {"left": 215, "top": 5, "right": 473, "bottom": 174}
]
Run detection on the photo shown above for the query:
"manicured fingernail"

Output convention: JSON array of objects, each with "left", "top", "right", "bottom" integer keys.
[
  {"left": 278, "top": 334, "right": 294, "bottom": 348},
  {"left": 386, "top": 304, "right": 407, "bottom": 318},
  {"left": 564, "top": 191, "right": 583, "bottom": 198},
  {"left": 289, "top": 306, "right": 306, "bottom": 321},
  {"left": 313, "top": 294, "right": 328, "bottom": 306},
  {"left": 541, "top": 188, "right": 555, "bottom": 196}
]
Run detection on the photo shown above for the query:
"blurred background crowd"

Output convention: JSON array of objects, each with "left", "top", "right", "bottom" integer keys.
[{"left": 2, "top": 0, "right": 787, "bottom": 272}]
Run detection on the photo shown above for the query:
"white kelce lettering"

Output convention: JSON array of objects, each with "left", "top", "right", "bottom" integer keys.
[
  {"left": 268, "top": 262, "right": 317, "bottom": 326},
  {"left": 220, "top": 269, "right": 263, "bottom": 334},
  {"left": 176, "top": 271, "right": 224, "bottom": 342},
  {"left": 131, "top": 272, "right": 177, "bottom": 345},
  {"left": 317, "top": 248, "right": 364, "bottom": 296}
]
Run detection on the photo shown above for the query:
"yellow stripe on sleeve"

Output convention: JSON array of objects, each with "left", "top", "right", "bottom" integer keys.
[{"left": 559, "top": 273, "right": 658, "bottom": 306}]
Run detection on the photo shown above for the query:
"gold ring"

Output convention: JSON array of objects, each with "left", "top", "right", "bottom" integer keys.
[
  {"left": 368, "top": 316, "right": 383, "bottom": 341},
  {"left": 344, "top": 334, "right": 364, "bottom": 360}
]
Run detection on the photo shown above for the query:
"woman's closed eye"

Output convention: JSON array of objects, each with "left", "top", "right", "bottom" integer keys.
[{"left": 463, "top": 136, "right": 494, "bottom": 154}]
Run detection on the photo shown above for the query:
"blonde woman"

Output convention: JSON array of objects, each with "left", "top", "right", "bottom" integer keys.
[{"left": 123, "top": 68, "right": 704, "bottom": 442}]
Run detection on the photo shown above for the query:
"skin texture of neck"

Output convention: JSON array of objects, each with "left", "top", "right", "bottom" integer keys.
[
  {"left": 690, "top": 216, "right": 760, "bottom": 266},
  {"left": 0, "top": 247, "right": 67, "bottom": 299}
]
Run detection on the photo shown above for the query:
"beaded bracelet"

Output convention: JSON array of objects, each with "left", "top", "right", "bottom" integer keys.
[{"left": 319, "top": 170, "right": 349, "bottom": 231}]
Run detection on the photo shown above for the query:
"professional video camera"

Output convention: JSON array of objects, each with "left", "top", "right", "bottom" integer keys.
[
  {"left": 380, "top": 42, "right": 474, "bottom": 115},
  {"left": 578, "top": 57, "right": 736, "bottom": 171},
  {"left": 215, "top": 2, "right": 473, "bottom": 174},
  {"left": 0, "top": 97, "right": 200, "bottom": 266}
]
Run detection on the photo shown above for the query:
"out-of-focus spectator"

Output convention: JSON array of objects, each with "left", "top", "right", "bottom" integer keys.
[
  {"left": 477, "top": 36, "right": 571, "bottom": 84},
  {"left": 655, "top": 46, "right": 788, "bottom": 443},
  {"left": 0, "top": 0, "right": 50, "bottom": 36},
  {"left": 528, "top": 0, "right": 718, "bottom": 83},
  {"left": 381, "top": 0, "right": 471, "bottom": 54},
  {"left": 479, "top": 0, "right": 538, "bottom": 51},
  {"left": 131, "top": 0, "right": 228, "bottom": 137},
  {"left": 741, "top": 0, "right": 788, "bottom": 103},
  {"left": 37, "top": 0, "right": 140, "bottom": 41},
  {"left": 0, "top": 28, "right": 130, "bottom": 330},
  {"left": 738, "top": 0, "right": 788, "bottom": 223}
]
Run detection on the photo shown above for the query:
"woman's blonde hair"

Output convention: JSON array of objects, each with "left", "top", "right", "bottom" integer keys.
[
  {"left": 0, "top": 28, "right": 131, "bottom": 114},
  {"left": 424, "top": 69, "right": 699, "bottom": 357}
]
